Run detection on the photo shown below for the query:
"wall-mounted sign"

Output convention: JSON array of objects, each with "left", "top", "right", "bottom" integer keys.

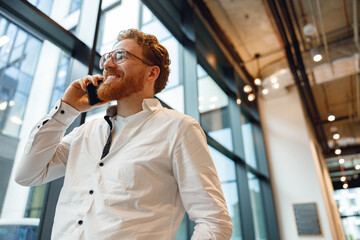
[{"left": 293, "top": 203, "right": 322, "bottom": 236}]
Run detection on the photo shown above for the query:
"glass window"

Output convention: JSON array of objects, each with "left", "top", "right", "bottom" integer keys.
[
  {"left": 242, "top": 123, "right": 257, "bottom": 168},
  {"left": 69, "top": 0, "right": 82, "bottom": 13},
  {"left": 27, "top": 0, "right": 54, "bottom": 15},
  {"left": 209, "top": 146, "right": 242, "bottom": 240},
  {"left": 49, "top": 52, "right": 71, "bottom": 108},
  {"left": 0, "top": 15, "right": 74, "bottom": 240},
  {"left": 334, "top": 187, "right": 360, "bottom": 239},
  {"left": 197, "top": 65, "right": 232, "bottom": 150},
  {"left": 248, "top": 172, "right": 267, "bottom": 240},
  {"left": 140, "top": 4, "right": 183, "bottom": 112}
]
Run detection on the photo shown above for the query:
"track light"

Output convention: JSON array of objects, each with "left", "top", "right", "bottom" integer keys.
[
  {"left": 335, "top": 148, "right": 341, "bottom": 155},
  {"left": 243, "top": 85, "right": 252, "bottom": 93},
  {"left": 339, "top": 158, "right": 345, "bottom": 164},
  {"left": 236, "top": 98, "right": 241, "bottom": 105},
  {"left": 343, "top": 183, "right": 348, "bottom": 189},
  {"left": 328, "top": 113, "right": 335, "bottom": 121},
  {"left": 333, "top": 133, "right": 340, "bottom": 140},
  {"left": 262, "top": 88, "right": 269, "bottom": 95},
  {"left": 310, "top": 47, "right": 322, "bottom": 62},
  {"left": 254, "top": 78, "right": 262, "bottom": 86},
  {"left": 340, "top": 176, "right": 346, "bottom": 182},
  {"left": 248, "top": 93, "right": 255, "bottom": 101}
]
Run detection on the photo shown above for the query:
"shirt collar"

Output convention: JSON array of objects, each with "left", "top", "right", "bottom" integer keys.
[{"left": 105, "top": 98, "right": 162, "bottom": 117}]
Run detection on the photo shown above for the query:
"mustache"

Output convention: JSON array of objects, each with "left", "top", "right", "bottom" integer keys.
[{"left": 104, "top": 69, "right": 124, "bottom": 76}]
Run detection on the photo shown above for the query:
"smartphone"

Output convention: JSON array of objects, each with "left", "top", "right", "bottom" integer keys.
[{"left": 86, "top": 80, "right": 103, "bottom": 106}]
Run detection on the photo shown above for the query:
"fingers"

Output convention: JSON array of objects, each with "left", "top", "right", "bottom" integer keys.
[{"left": 77, "top": 74, "right": 104, "bottom": 91}]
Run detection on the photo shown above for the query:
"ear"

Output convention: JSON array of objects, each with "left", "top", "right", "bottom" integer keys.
[{"left": 147, "top": 65, "right": 160, "bottom": 84}]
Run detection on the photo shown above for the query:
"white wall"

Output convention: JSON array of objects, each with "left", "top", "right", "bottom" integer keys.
[{"left": 258, "top": 86, "right": 344, "bottom": 240}]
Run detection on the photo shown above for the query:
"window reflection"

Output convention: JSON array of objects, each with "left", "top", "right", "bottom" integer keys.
[
  {"left": 209, "top": 146, "right": 242, "bottom": 240},
  {"left": 0, "top": 14, "right": 74, "bottom": 240},
  {"left": 242, "top": 123, "right": 257, "bottom": 169},
  {"left": 140, "top": 4, "right": 183, "bottom": 112},
  {"left": 247, "top": 172, "right": 267, "bottom": 240},
  {"left": 0, "top": 19, "right": 42, "bottom": 138},
  {"left": 197, "top": 65, "right": 232, "bottom": 150}
]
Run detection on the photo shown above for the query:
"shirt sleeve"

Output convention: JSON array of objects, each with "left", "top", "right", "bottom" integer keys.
[
  {"left": 14, "top": 99, "right": 80, "bottom": 186},
  {"left": 172, "top": 116, "right": 233, "bottom": 240}
]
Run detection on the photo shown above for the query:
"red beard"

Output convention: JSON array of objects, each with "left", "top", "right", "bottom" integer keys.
[{"left": 97, "top": 70, "right": 145, "bottom": 101}]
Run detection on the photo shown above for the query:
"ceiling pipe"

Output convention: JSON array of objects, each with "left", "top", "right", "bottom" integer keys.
[
  {"left": 265, "top": 0, "right": 330, "bottom": 153},
  {"left": 278, "top": 0, "right": 330, "bottom": 153},
  {"left": 354, "top": 0, "right": 360, "bottom": 120},
  {"left": 306, "top": 0, "right": 321, "bottom": 46},
  {"left": 315, "top": 0, "right": 332, "bottom": 65}
]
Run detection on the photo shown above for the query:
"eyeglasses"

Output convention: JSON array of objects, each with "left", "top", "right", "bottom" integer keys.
[{"left": 99, "top": 49, "right": 153, "bottom": 69}]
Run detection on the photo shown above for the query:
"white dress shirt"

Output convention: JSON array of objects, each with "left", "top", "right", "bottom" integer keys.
[{"left": 15, "top": 98, "right": 232, "bottom": 240}]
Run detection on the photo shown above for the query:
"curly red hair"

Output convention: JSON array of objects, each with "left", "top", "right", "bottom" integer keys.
[{"left": 117, "top": 29, "right": 171, "bottom": 94}]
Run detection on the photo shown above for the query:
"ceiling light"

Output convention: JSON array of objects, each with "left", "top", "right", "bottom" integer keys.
[
  {"left": 339, "top": 158, "right": 345, "bottom": 164},
  {"left": 333, "top": 133, "right": 340, "bottom": 140},
  {"left": 262, "top": 88, "right": 269, "bottom": 95},
  {"left": 10, "top": 116, "right": 23, "bottom": 125},
  {"left": 0, "top": 101, "right": 7, "bottom": 111},
  {"left": 254, "top": 78, "right": 262, "bottom": 86},
  {"left": 271, "top": 77, "right": 277, "bottom": 83},
  {"left": 356, "top": 165, "right": 360, "bottom": 170},
  {"left": 9, "top": 100, "right": 15, "bottom": 107},
  {"left": 340, "top": 176, "right": 346, "bottom": 182},
  {"left": 311, "top": 47, "right": 322, "bottom": 62},
  {"left": 343, "top": 183, "right": 348, "bottom": 189},
  {"left": 243, "top": 85, "right": 252, "bottom": 93},
  {"left": 210, "top": 96, "right": 218, "bottom": 102},
  {"left": 335, "top": 148, "right": 341, "bottom": 155},
  {"left": 198, "top": 97, "right": 203, "bottom": 102},
  {"left": 0, "top": 35, "right": 10, "bottom": 47},
  {"left": 248, "top": 93, "right": 255, "bottom": 101},
  {"left": 328, "top": 113, "right": 335, "bottom": 122},
  {"left": 236, "top": 98, "right": 241, "bottom": 105},
  {"left": 273, "top": 83, "right": 280, "bottom": 89}
]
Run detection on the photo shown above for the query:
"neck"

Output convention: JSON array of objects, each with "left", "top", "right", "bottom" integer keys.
[{"left": 116, "top": 92, "right": 152, "bottom": 118}]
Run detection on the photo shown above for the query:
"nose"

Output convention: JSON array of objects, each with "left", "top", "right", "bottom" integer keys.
[{"left": 103, "top": 56, "right": 116, "bottom": 69}]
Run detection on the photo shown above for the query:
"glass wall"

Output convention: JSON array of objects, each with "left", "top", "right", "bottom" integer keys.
[
  {"left": 0, "top": 14, "right": 74, "bottom": 240},
  {"left": 334, "top": 187, "right": 360, "bottom": 239},
  {"left": 209, "top": 146, "right": 242, "bottom": 240}
]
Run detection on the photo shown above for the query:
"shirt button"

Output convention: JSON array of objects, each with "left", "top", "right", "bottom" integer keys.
[
  {"left": 89, "top": 190, "right": 94, "bottom": 194},
  {"left": 78, "top": 220, "right": 83, "bottom": 225},
  {"left": 60, "top": 110, "right": 65, "bottom": 114},
  {"left": 99, "top": 162, "right": 104, "bottom": 167}
]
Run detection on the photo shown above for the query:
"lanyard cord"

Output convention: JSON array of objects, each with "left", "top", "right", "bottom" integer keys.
[{"left": 101, "top": 115, "right": 113, "bottom": 159}]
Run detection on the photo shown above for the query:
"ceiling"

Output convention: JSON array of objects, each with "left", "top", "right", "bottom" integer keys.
[{"left": 195, "top": 0, "right": 360, "bottom": 189}]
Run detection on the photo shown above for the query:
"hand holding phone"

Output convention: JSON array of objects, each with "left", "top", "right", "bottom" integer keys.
[{"left": 86, "top": 80, "right": 103, "bottom": 106}]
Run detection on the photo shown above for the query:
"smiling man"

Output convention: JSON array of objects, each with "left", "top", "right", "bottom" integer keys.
[{"left": 15, "top": 29, "right": 232, "bottom": 240}]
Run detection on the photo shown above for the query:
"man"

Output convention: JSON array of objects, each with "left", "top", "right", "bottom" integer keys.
[{"left": 15, "top": 29, "right": 232, "bottom": 239}]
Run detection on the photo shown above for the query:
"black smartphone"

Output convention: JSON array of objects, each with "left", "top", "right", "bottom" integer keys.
[{"left": 86, "top": 80, "right": 103, "bottom": 106}]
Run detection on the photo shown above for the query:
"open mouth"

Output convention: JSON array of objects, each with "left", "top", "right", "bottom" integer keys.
[{"left": 105, "top": 74, "right": 121, "bottom": 81}]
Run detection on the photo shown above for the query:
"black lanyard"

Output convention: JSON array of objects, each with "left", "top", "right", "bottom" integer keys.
[{"left": 101, "top": 115, "right": 113, "bottom": 159}]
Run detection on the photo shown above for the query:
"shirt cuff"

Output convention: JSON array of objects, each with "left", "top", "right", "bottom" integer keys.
[{"left": 49, "top": 99, "right": 80, "bottom": 126}]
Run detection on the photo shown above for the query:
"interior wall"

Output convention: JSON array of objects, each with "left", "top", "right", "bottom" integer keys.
[{"left": 258, "top": 86, "right": 343, "bottom": 240}]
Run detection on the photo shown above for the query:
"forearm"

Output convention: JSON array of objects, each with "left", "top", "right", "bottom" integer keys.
[
  {"left": 173, "top": 116, "right": 233, "bottom": 239},
  {"left": 192, "top": 220, "right": 233, "bottom": 240},
  {"left": 15, "top": 100, "right": 79, "bottom": 186}
]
